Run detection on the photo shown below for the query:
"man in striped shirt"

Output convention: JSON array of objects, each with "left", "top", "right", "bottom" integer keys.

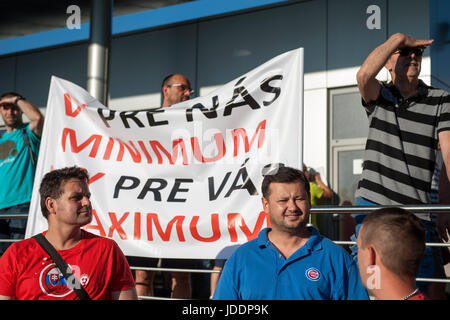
[{"left": 354, "top": 33, "right": 450, "bottom": 299}]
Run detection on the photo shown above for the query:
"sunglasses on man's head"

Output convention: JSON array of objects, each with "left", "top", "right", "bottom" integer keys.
[{"left": 397, "top": 47, "right": 425, "bottom": 57}]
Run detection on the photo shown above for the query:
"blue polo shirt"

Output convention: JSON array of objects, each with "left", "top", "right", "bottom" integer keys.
[{"left": 213, "top": 227, "right": 369, "bottom": 300}]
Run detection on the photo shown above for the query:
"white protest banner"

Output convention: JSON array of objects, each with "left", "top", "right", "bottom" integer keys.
[{"left": 26, "top": 48, "right": 304, "bottom": 259}]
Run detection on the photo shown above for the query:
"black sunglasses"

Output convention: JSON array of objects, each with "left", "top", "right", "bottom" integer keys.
[
  {"left": 397, "top": 47, "right": 424, "bottom": 57},
  {"left": 0, "top": 103, "right": 18, "bottom": 110}
]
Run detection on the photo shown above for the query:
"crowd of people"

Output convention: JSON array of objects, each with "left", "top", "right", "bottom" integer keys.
[{"left": 0, "top": 32, "right": 449, "bottom": 300}]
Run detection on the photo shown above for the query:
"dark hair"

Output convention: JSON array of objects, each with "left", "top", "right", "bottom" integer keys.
[
  {"left": 261, "top": 166, "right": 310, "bottom": 199},
  {"left": 161, "top": 74, "right": 175, "bottom": 94},
  {"left": 360, "top": 207, "right": 426, "bottom": 280},
  {"left": 0, "top": 92, "right": 21, "bottom": 99},
  {"left": 39, "top": 166, "right": 89, "bottom": 219}
]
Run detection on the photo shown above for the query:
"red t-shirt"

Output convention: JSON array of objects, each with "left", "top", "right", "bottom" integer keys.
[
  {"left": 0, "top": 231, "right": 135, "bottom": 300},
  {"left": 407, "top": 292, "right": 429, "bottom": 300}
]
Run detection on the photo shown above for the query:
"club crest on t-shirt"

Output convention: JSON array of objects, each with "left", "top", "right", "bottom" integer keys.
[
  {"left": 39, "top": 263, "right": 73, "bottom": 297},
  {"left": 39, "top": 262, "right": 87, "bottom": 298}
]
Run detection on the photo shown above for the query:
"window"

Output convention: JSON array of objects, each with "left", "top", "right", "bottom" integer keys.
[{"left": 329, "top": 87, "right": 368, "bottom": 205}]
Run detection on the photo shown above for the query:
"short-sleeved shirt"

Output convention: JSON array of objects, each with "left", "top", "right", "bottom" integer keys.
[
  {"left": 0, "top": 231, "right": 135, "bottom": 300},
  {"left": 213, "top": 227, "right": 369, "bottom": 300},
  {"left": 0, "top": 124, "right": 40, "bottom": 209},
  {"left": 309, "top": 182, "right": 325, "bottom": 206},
  {"left": 356, "top": 81, "right": 450, "bottom": 220}
]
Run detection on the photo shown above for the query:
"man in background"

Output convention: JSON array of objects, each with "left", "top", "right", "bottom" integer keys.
[
  {"left": 133, "top": 74, "right": 198, "bottom": 299},
  {"left": 0, "top": 92, "right": 44, "bottom": 254},
  {"left": 354, "top": 33, "right": 450, "bottom": 299},
  {"left": 303, "top": 164, "right": 332, "bottom": 229}
]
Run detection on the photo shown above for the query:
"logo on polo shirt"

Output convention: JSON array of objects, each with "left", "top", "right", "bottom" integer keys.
[{"left": 305, "top": 267, "right": 321, "bottom": 281}]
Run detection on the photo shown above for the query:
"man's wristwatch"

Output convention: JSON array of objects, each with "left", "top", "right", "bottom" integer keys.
[{"left": 14, "top": 95, "right": 25, "bottom": 106}]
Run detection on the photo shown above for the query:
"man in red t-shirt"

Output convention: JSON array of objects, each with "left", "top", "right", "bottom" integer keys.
[
  {"left": 357, "top": 207, "right": 430, "bottom": 300},
  {"left": 0, "top": 166, "right": 137, "bottom": 300}
]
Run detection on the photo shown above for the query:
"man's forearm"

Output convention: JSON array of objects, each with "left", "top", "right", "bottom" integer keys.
[
  {"left": 16, "top": 99, "right": 44, "bottom": 136},
  {"left": 356, "top": 33, "right": 433, "bottom": 104},
  {"left": 357, "top": 33, "right": 404, "bottom": 81},
  {"left": 356, "top": 33, "right": 404, "bottom": 104}
]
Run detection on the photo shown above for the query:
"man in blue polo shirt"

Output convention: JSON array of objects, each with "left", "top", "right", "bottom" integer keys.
[{"left": 213, "top": 166, "right": 368, "bottom": 300}]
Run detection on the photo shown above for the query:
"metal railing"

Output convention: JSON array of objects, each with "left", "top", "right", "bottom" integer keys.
[
  {"left": 312, "top": 205, "right": 450, "bottom": 248},
  {"left": 1, "top": 206, "right": 449, "bottom": 300},
  {"left": 0, "top": 213, "right": 28, "bottom": 220}
]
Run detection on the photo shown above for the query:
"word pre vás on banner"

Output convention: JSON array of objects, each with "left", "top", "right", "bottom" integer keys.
[{"left": 26, "top": 48, "right": 304, "bottom": 259}]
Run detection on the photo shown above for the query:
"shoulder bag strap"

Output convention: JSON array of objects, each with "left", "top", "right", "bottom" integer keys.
[
  {"left": 33, "top": 233, "right": 91, "bottom": 300},
  {"left": 20, "top": 127, "right": 36, "bottom": 167}
]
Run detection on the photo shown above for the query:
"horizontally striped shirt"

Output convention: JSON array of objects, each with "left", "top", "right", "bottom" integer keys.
[{"left": 356, "top": 80, "right": 450, "bottom": 220}]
